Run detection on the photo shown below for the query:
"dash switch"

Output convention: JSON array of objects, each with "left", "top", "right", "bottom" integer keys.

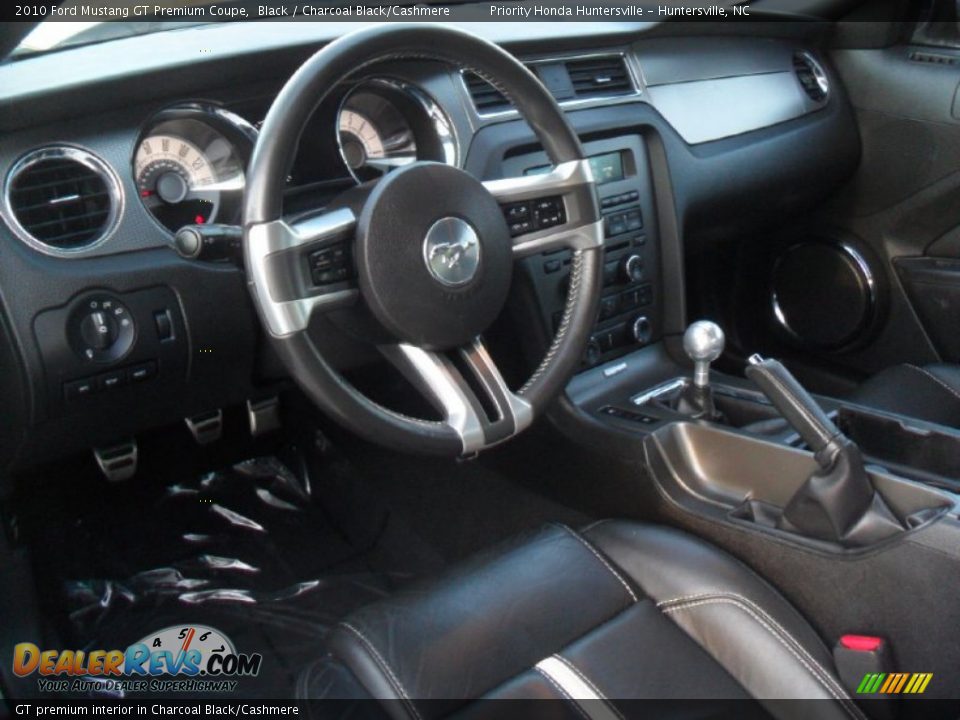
[{"left": 154, "top": 309, "right": 174, "bottom": 342}]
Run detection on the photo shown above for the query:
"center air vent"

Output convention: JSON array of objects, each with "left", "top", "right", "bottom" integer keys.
[
  {"left": 793, "top": 52, "right": 829, "bottom": 102},
  {"left": 464, "top": 54, "right": 636, "bottom": 116},
  {"left": 4, "top": 147, "right": 121, "bottom": 254},
  {"left": 565, "top": 56, "right": 634, "bottom": 99}
]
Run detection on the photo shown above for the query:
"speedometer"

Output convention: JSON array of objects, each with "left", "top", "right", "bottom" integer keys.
[
  {"left": 133, "top": 105, "right": 254, "bottom": 234},
  {"left": 338, "top": 109, "right": 387, "bottom": 170}
]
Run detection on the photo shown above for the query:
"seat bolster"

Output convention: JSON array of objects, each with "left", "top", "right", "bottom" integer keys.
[
  {"left": 328, "top": 524, "right": 637, "bottom": 717},
  {"left": 584, "top": 521, "right": 863, "bottom": 716}
]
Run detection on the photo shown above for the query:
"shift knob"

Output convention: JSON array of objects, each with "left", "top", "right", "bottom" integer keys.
[{"left": 683, "top": 320, "right": 725, "bottom": 388}]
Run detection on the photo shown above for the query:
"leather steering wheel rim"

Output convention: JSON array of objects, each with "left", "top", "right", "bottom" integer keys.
[{"left": 243, "top": 24, "right": 604, "bottom": 457}]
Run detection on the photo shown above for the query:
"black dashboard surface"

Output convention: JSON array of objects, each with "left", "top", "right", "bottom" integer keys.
[{"left": 0, "top": 22, "right": 860, "bottom": 473}]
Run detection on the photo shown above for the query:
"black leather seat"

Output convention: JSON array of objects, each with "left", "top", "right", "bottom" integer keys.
[
  {"left": 850, "top": 363, "right": 960, "bottom": 428},
  {"left": 300, "top": 521, "right": 865, "bottom": 720}
]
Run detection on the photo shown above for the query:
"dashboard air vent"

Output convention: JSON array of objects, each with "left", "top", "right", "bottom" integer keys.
[
  {"left": 793, "top": 52, "right": 829, "bottom": 102},
  {"left": 4, "top": 147, "right": 120, "bottom": 253},
  {"left": 565, "top": 56, "right": 633, "bottom": 99},
  {"left": 463, "top": 72, "right": 512, "bottom": 114}
]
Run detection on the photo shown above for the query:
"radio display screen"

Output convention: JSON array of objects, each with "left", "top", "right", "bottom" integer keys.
[{"left": 525, "top": 151, "right": 625, "bottom": 185}]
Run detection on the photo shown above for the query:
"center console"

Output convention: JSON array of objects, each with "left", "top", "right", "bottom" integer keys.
[{"left": 502, "top": 135, "right": 661, "bottom": 368}]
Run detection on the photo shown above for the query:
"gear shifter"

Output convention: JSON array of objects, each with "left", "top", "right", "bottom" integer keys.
[{"left": 676, "top": 320, "right": 725, "bottom": 420}]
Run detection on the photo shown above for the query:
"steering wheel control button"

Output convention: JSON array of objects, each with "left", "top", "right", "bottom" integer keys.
[
  {"left": 502, "top": 196, "right": 566, "bottom": 237},
  {"left": 309, "top": 243, "right": 353, "bottom": 286},
  {"left": 356, "top": 162, "right": 513, "bottom": 349},
  {"left": 69, "top": 295, "right": 136, "bottom": 364},
  {"left": 423, "top": 218, "right": 481, "bottom": 287}
]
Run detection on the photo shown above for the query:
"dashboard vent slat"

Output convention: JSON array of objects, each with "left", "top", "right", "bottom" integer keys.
[
  {"left": 793, "top": 52, "right": 829, "bottom": 102},
  {"left": 4, "top": 147, "right": 119, "bottom": 253},
  {"left": 463, "top": 72, "right": 513, "bottom": 114},
  {"left": 565, "top": 56, "right": 634, "bottom": 99}
]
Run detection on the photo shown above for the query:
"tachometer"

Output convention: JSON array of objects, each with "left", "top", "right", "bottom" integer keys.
[
  {"left": 337, "top": 80, "right": 427, "bottom": 182},
  {"left": 338, "top": 109, "right": 387, "bottom": 170},
  {"left": 133, "top": 105, "right": 254, "bottom": 234}
]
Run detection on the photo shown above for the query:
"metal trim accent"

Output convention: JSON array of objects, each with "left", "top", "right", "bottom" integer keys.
[
  {"left": 245, "top": 208, "right": 358, "bottom": 338},
  {"left": 393, "top": 338, "right": 533, "bottom": 455},
  {"left": 483, "top": 159, "right": 603, "bottom": 258},
  {"left": 770, "top": 241, "right": 875, "bottom": 349},
  {"left": 2, "top": 145, "right": 124, "bottom": 257},
  {"left": 794, "top": 51, "right": 830, "bottom": 102}
]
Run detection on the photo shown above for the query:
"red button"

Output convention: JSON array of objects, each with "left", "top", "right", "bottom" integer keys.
[{"left": 840, "top": 634, "right": 883, "bottom": 652}]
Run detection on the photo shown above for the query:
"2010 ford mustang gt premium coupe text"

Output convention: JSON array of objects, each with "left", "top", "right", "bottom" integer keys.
[{"left": 0, "top": 2, "right": 959, "bottom": 718}]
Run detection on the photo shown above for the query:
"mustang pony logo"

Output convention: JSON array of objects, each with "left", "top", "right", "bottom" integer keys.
[
  {"left": 429, "top": 234, "right": 478, "bottom": 269},
  {"left": 423, "top": 217, "right": 481, "bottom": 286}
]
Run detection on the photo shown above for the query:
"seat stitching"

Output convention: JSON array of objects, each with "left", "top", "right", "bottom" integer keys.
[
  {"left": 661, "top": 598, "right": 843, "bottom": 702},
  {"left": 338, "top": 622, "right": 422, "bottom": 720},
  {"left": 558, "top": 525, "right": 638, "bottom": 603},
  {"left": 535, "top": 666, "right": 592, "bottom": 720},
  {"left": 903, "top": 364, "right": 960, "bottom": 405},
  {"left": 657, "top": 593, "right": 855, "bottom": 706},
  {"left": 552, "top": 654, "right": 626, "bottom": 720},
  {"left": 660, "top": 597, "right": 864, "bottom": 720}
]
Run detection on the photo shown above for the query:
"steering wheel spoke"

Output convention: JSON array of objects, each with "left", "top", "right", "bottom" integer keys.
[
  {"left": 483, "top": 159, "right": 604, "bottom": 259},
  {"left": 246, "top": 208, "right": 359, "bottom": 337},
  {"left": 381, "top": 338, "right": 533, "bottom": 456}
]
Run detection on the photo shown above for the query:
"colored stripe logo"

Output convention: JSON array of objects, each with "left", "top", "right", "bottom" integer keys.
[{"left": 857, "top": 673, "right": 933, "bottom": 694}]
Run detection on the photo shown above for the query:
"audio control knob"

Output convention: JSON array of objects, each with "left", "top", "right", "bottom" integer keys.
[
  {"left": 621, "top": 254, "right": 644, "bottom": 284},
  {"left": 631, "top": 315, "right": 653, "bottom": 345},
  {"left": 79, "top": 311, "right": 118, "bottom": 351}
]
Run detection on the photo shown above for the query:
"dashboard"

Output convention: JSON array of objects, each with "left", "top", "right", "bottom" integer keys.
[{"left": 0, "top": 23, "right": 861, "bottom": 475}]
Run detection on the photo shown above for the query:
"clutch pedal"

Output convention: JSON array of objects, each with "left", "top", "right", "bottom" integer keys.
[{"left": 93, "top": 441, "right": 138, "bottom": 482}]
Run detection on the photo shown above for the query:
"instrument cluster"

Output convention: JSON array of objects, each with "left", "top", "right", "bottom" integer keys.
[{"left": 134, "top": 79, "right": 457, "bottom": 235}]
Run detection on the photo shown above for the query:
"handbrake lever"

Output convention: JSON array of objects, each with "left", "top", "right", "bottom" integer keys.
[
  {"left": 745, "top": 354, "right": 845, "bottom": 470},
  {"left": 745, "top": 355, "right": 900, "bottom": 545}
]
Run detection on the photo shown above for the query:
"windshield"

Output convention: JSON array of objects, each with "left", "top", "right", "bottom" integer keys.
[{"left": 14, "top": 20, "right": 211, "bottom": 56}]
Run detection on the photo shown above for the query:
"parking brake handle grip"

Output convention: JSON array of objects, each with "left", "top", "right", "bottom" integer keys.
[
  {"left": 745, "top": 354, "right": 844, "bottom": 469},
  {"left": 745, "top": 354, "right": 900, "bottom": 546}
]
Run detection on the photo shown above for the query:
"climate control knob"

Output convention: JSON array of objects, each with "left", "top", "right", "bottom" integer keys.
[
  {"left": 631, "top": 315, "right": 653, "bottom": 345},
  {"left": 621, "top": 254, "right": 644, "bottom": 284}
]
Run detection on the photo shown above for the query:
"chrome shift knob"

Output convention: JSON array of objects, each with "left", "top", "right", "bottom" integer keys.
[{"left": 683, "top": 320, "right": 725, "bottom": 389}]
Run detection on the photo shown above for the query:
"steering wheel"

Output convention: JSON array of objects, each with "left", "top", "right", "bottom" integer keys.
[{"left": 243, "top": 25, "right": 603, "bottom": 457}]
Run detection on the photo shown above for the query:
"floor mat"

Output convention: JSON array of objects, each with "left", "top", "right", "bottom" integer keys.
[{"left": 21, "top": 453, "right": 432, "bottom": 699}]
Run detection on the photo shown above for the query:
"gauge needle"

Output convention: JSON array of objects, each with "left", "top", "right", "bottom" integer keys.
[
  {"left": 364, "top": 156, "right": 417, "bottom": 171},
  {"left": 184, "top": 174, "right": 245, "bottom": 202}
]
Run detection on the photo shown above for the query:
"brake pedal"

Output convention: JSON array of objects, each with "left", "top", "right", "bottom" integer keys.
[
  {"left": 93, "top": 441, "right": 138, "bottom": 482},
  {"left": 247, "top": 396, "right": 281, "bottom": 437},
  {"left": 185, "top": 409, "right": 223, "bottom": 444}
]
